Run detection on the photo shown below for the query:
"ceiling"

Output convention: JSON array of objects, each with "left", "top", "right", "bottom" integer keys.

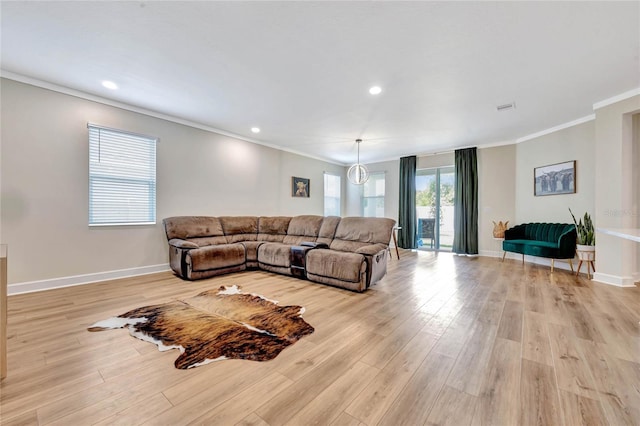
[{"left": 1, "top": 1, "right": 639, "bottom": 165}]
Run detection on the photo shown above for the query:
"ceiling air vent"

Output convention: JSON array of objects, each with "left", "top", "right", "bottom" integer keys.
[{"left": 497, "top": 102, "right": 516, "bottom": 112}]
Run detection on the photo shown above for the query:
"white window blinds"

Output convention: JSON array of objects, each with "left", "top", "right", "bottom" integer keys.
[
  {"left": 362, "top": 172, "right": 385, "bottom": 217},
  {"left": 88, "top": 124, "right": 157, "bottom": 226},
  {"left": 324, "top": 173, "right": 341, "bottom": 216}
]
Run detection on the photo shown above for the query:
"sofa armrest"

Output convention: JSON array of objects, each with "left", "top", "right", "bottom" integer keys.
[
  {"left": 356, "top": 244, "right": 388, "bottom": 256},
  {"left": 504, "top": 224, "right": 526, "bottom": 240},
  {"left": 168, "top": 238, "right": 199, "bottom": 249},
  {"left": 290, "top": 244, "right": 326, "bottom": 278},
  {"left": 557, "top": 228, "right": 577, "bottom": 256}
]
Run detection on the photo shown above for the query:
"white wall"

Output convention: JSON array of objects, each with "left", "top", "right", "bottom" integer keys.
[
  {"left": 0, "top": 79, "right": 344, "bottom": 284},
  {"left": 515, "top": 120, "right": 595, "bottom": 224},
  {"left": 593, "top": 94, "right": 640, "bottom": 286},
  {"left": 478, "top": 145, "right": 516, "bottom": 256}
]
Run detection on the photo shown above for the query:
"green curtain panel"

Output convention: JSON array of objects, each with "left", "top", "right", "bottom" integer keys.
[
  {"left": 398, "top": 156, "right": 417, "bottom": 249},
  {"left": 452, "top": 148, "right": 478, "bottom": 254}
]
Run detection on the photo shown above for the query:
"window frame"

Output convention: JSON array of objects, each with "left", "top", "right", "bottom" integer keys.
[
  {"left": 88, "top": 123, "right": 158, "bottom": 227},
  {"left": 323, "top": 172, "right": 342, "bottom": 217},
  {"left": 361, "top": 171, "right": 386, "bottom": 218}
]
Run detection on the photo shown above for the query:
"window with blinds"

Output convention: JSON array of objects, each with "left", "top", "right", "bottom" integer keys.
[
  {"left": 88, "top": 124, "right": 157, "bottom": 226},
  {"left": 362, "top": 172, "right": 385, "bottom": 217},
  {"left": 324, "top": 173, "right": 341, "bottom": 216}
]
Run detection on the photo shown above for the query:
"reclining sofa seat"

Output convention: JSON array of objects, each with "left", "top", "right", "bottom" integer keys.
[
  {"left": 164, "top": 216, "right": 247, "bottom": 280},
  {"left": 258, "top": 215, "right": 325, "bottom": 276},
  {"left": 306, "top": 217, "right": 394, "bottom": 291},
  {"left": 163, "top": 215, "right": 395, "bottom": 292}
]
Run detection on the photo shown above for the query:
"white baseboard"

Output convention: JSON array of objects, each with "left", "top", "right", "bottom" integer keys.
[
  {"left": 592, "top": 272, "right": 637, "bottom": 288},
  {"left": 479, "top": 250, "right": 576, "bottom": 272},
  {"left": 7, "top": 263, "right": 171, "bottom": 295},
  {"left": 482, "top": 250, "right": 637, "bottom": 287}
]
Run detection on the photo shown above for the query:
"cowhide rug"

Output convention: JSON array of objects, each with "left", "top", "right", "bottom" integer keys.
[{"left": 88, "top": 285, "right": 314, "bottom": 369}]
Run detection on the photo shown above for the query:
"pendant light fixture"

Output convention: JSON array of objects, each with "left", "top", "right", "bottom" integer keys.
[{"left": 347, "top": 139, "right": 369, "bottom": 185}]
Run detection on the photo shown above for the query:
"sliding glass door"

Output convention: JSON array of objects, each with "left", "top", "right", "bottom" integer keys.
[{"left": 416, "top": 166, "right": 455, "bottom": 251}]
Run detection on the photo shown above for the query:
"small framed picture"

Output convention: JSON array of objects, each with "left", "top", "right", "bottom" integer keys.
[
  {"left": 292, "top": 177, "right": 310, "bottom": 198},
  {"left": 534, "top": 160, "right": 576, "bottom": 196}
]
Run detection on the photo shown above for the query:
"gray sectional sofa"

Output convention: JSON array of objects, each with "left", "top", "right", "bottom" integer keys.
[{"left": 163, "top": 215, "right": 396, "bottom": 292}]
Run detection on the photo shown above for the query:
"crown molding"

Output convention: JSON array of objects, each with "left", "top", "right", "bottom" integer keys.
[
  {"left": 0, "top": 70, "right": 344, "bottom": 167},
  {"left": 4, "top": 70, "right": 638, "bottom": 167},
  {"left": 516, "top": 114, "right": 595, "bottom": 144},
  {"left": 593, "top": 87, "right": 640, "bottom": 110}
]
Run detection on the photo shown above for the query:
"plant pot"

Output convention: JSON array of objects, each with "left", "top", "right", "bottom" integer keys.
[{"left": 576, "top": 244, "right": 595, "bottom": 261}]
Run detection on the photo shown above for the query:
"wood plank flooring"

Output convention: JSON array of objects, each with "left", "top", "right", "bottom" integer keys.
[{"left": 1, "top": 251, "right": 639, "bottom": 425}]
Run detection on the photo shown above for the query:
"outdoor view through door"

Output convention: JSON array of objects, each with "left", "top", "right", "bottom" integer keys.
[{"left": 416, "top": 167, "right": 455, "bottom": 251}]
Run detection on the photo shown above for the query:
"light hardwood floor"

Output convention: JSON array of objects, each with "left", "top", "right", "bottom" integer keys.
[{"left": 1, "top": 251, "right": 639, "bottom": 425}]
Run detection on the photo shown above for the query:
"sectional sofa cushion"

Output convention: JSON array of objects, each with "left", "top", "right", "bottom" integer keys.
[
  {"left": 316, "top": 216, "right": 341, "bottom": 246},
  {"left": 241, "top": 241, "right": 263, "bottom": 267},
  {"left": 257, "top": 243, "right": 292, "bottom": 269},
  {"left": 330, "top": 217, "right": 397, "bottom": 252},
  {"left": 220, "top": 216, "right": 259, "bottom": 243},
  {"left": 282, "top": 215, "right": 323, "bottom": 245},
  {"left": 189, "top": 243, "right": 246, "bottom": 271},
  {"left": 305, "top": 250, "right": 365, "bottom": 283},
  {"left": 164, "top": 216, "right": 224, "bottom": 240},
  {"left": 258, "top": 216, "right": 291, "bottom": 242}
]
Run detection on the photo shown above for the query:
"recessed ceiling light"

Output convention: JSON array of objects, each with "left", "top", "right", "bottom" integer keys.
[
  {"left": 251, "top": 127, "right": 260, "bottom": 133},
  {"left": 369, "top": 86, "right": 382, "bottom": 95},
  {"left": 102, "top": 80, "right": 118, "bottom": 90}
]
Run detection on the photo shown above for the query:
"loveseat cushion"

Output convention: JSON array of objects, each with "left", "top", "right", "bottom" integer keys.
[
  {"left": 523, "top": 223, "right": 574, "bottom": 243},
  {"left": 504, "top": 239, "right": 558, "bottom": 249},
  {"left": 220, "top": 216, "right": 259, "bottom": 243},
  {"left": 503, "top": 239, "right": 567, "bottom": 259},
  {"left": 188, "top": 243, "right": 246, "bottom": 271}
]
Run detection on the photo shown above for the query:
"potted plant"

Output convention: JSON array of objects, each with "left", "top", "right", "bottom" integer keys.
[{"left": 569, "top": 208, "right": 595, "bottom": 260}]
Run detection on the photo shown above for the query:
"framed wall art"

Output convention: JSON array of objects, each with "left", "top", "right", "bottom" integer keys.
[
  {"left": 291, "top": 176, "right": 310, "bottom": 198},
  {"left": 534, "top": 160, "right": 576, "bottom": 196}
]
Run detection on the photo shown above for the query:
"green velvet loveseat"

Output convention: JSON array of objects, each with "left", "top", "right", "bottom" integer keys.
[{"left": 502, "top": 223, "right": 576, "bottom": 271}]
